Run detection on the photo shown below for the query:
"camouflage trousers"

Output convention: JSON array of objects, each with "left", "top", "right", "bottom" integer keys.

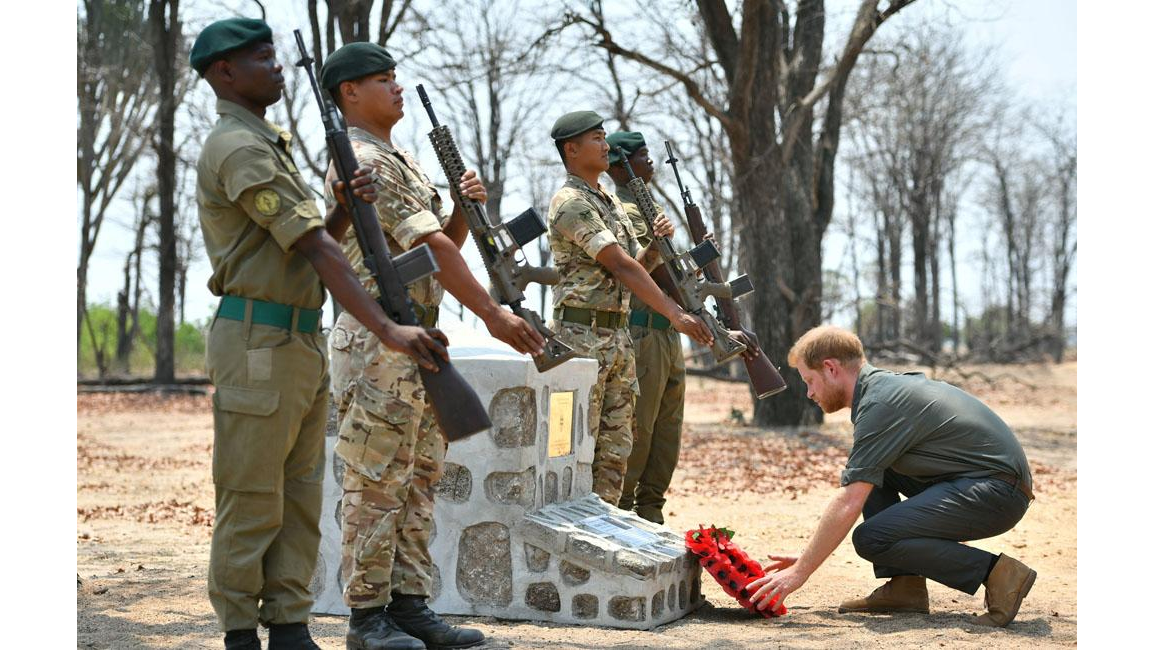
[
  {"left": 329, "top": 311, "right": 446, "bottom": 609},
  {"left": 551, "top": 319, "right": 639, "bottom": 505},
  {"left": 618, "top": 325, "right": 685, "bottom": 524}
]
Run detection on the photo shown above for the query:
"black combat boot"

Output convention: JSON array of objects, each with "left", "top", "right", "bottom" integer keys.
[
  {"left": 267, "top": 622, "right": 321, "bottom": 649},
  {"left": 386, "top": 594, "right": 485, "bottom": 649},
  {"left": 346, "top": 606, "right": 425, "bottom": 650},
  {"left": 224, "top": 628, "right": 261, "bottom": 650}
]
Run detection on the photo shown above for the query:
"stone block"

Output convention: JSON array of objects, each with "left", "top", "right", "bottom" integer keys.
[
  {"left": 652, "top": 590, "right": 664, "bottom": 618},
  {"left": 434, "top": 462, "right": 471, "bottom": 503},
  {"left": 525, "top": 544, "right": 550, "bottom": 573},
  {"left": 525, "top": 582, "right": 561, "bottom": 612},
  {"left": 562, "top": 466, "right": 573, "bottom": 500},
  {"left": 609, "top": 596, "right": 646, "bottom": 622},
  {"left": 489, "top": 387, "right": 536, "bottom": 448},
  {"left": 572, "top": 594, "right": 598, "bottom": 619},
  {"left": 559, "top": 560, "right": 590, "bottom": 586},
  {"left": 485, "top": 467, "right": 535, "bottom": 507},
  {"left": 545, "top": 471, "right": 558, "bottom": 504},
  {"left": 614, "top": 550, "right": 655, "bottom": 580},
  {"left": 457, "top": 522, "right": 512, "bottom": 607}
]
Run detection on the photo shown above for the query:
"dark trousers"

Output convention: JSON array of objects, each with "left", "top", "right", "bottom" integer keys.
[{"left": 851, "top": 470, "right": 1031, "bottom": 594}]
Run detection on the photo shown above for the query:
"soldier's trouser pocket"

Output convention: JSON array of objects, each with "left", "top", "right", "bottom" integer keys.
[
  {"left": 335, "top": 379, "right": 417, "bottom": 482},
  {"left": 212, "top": 385, "right": 282, "bottom": 493},
  {"left": 328, "top": 318, "right": 358, "bottom": 419},
  {"left": 207, "top": 317, "right": 315, "bottom": 494}
]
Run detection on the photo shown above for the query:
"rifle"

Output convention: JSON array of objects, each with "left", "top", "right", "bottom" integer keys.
[
  {"left": 416, "top": 85, "right": 577, "bottom": 372},
  {"left": 664, "top": 141, "right": 786, "bottom": 399},
  {"left": 293, "top": 31, "right": 492, "bottom": 440},
  {"left": 616, "top": 148, "right": 747, "bottom": 365}
]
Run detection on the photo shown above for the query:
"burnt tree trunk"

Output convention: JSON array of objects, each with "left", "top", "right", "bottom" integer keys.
[{"left": 150, "top": 0, "right": 180, "bottom": 383}]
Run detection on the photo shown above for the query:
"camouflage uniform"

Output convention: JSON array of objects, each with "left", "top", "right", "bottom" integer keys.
[
  {"left": 614, "top": 184, "right": 686, "bottom": 524},
  {"left": 197, "top": 98, "right": 329, "bottom": 631},
  {"left": 325, "top": 126, "right": 449, "bottom": 608},
  {"left": 548, "top": 173, "right": 640, "bottom": 506}
]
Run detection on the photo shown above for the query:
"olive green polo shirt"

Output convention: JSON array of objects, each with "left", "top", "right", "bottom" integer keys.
[
  {"left": 614, "top": 183, "right": 667, "bottom": 313},
  {"left": 842, "top": 363, "right": 1033, "bottom": 493}
]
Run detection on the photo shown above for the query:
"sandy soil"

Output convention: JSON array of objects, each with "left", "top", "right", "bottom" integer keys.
[{"left": 77, "top": 362, "right": 1077, "bottom": 649}]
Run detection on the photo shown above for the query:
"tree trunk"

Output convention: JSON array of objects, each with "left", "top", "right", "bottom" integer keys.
[{"left": 150, "top": 0, "right": 180, "bottom": 383}]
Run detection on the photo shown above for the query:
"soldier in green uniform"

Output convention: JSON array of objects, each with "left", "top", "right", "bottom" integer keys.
[
  {"left": 605, "top": 131, "right": 759, "bottom": 524},
  {"left": 547, "top": 112, "right": 714, "bottom": 507},
  {"left": 191, "top": 19, "right": 449, "bottom": 650},
  {"left": 318, "top": 42, "right": 543, "bottom": 650}
]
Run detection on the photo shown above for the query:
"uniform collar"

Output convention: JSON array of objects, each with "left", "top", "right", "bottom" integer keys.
[
  {"left": 565, "top": 173, "right": 613, "bottom": 203},
  {"left": 850, "top": 362, "right": 878, "bottom": 421},
  {"left": 348, "top": 125, "right": 398, "bottom": 154},
  {"left": 216, "top": 99, "right": 292, "bottom": 150}
]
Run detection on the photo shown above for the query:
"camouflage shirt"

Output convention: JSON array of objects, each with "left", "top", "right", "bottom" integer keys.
[
  {"left": 548, "top": 173, "right": 639, "bottom": 313},
  {"left": 325, "top": 126, "right": 449, "bottom": 308}
]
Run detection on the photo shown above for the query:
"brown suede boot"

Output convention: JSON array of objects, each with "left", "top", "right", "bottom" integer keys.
[
  {"left": 972, "top": 554, "right": 1037, "bottom": 627},
  {"left": 838, "top": 576, "right": 930, "bottom": 614}
]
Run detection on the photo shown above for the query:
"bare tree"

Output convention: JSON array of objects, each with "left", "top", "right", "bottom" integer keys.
[
  {"left": 115, "top": 185, "right": 157, "bottom": 372},
  {"left": 172, "top": 127, "right": 206, "bottom": 327},
  {"left": 640, "top": 24, "right": 741, "bottom": 279},
  {"left": 149, "top": 0, "right": 183, "bottom": 383},
  {"left": 581, "top": 2, "right": 747, "bottom": 281},
  {"left": 83, "top": 307, "right": 115, "bottom": 380},
  {"left": 411, "top": 0, "right": 550, "bottom": 221},
  {"left": 941, "top": 185, "right": 964, "bottom": 353},
  {"left": 77, "top": 0, "right": 158, "bottom": 355},
  {"left": 306, "top": 0, "right": 413, "bottom": 65},
  {"left": 555, "top": 0, "right": 919, "bottom": 425},
  {"left": 846, "top": 25, "right": 995, "bottom": 355},
  {"left": 1037, "top": 109, "right": 1076, "bottom": 361},
  {"left": 982, "top": 104, "right": 1052, "bottom": 361},
  {"left": 856, "top": 163, "right": 904, "bottom": 342},
  {"left": 841, "top": 168, "right": 866, "bottom": 337}
]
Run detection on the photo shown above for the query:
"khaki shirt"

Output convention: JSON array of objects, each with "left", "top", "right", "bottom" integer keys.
[
  {"left": 195, "top": 99, "right": 326, "bottom": 309},
  {"left": 614, "top": 183, "right": 667, "bottom": 312}
]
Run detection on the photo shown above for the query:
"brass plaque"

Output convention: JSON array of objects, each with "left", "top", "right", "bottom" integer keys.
[{"left": 548, "top": 391, "right": 575, "bottom": 457}]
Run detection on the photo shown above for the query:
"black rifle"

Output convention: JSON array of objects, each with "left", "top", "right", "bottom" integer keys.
[{"left": 416, "top": 85, "right": 577, "bottom": 372}]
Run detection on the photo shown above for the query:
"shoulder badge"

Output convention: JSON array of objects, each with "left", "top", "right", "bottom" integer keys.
[{"left": 254, "top": 189, "right": 281, "bottom": 216}]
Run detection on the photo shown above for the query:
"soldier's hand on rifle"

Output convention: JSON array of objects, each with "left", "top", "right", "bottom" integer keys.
[
  {"left": 379, "top": 323, "right": 451, "bottom": 372},
  {"left": 482, "top": 306, "right": 546, "bottom": 357},
  {"left": 329, "top": 166, "right": 379, "bottom": 210},
  {"left": 456, "top": 170, "right": 487, "bottom": 205},
  {"left": 326, "top": 167, "right": 379, "bottom": 238},
  {"left": 652, "top": 213, "right": 675, "bottom": 239},
  {"left": 729, "top": 329, "right": 762, "bottom": 360},
  {"left": 671, "top": 310, "right": 714, "bottom": 347}
]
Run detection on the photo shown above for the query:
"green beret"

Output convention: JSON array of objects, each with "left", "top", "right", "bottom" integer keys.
[
  {"left": 190, "top": 18, "right": 273, "bottom": 76},
  {"left": 551, "top": 111, "right": 604, "bottom": 141},
  {"left": 607, "top": 131, "right": 646, "bottom": 165},
  {"left": 320, "top": 42, "right": 398, "bottom": 93}
]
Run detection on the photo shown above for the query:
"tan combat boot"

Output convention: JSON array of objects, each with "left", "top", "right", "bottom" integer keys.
[
  {"left": 972, "top": 554, "right": 1037, "bottom": 627},
  {"left": 838, "top": 576, "right": 930, "bottom": 614}
]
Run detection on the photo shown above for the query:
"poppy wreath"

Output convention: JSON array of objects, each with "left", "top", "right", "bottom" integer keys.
[{"left": 685, "top": 525, "right": 787, "bottom": 617}]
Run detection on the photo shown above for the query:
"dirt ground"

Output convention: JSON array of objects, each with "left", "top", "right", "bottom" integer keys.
[{"left": 77, "top": 362, "right": 1077, "bottom": 649}]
